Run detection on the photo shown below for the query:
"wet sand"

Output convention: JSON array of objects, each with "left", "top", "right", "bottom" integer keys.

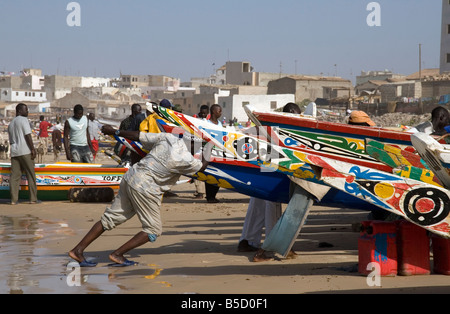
[{"left": 1, "top": 153, "right": 450, "bottom": 295}]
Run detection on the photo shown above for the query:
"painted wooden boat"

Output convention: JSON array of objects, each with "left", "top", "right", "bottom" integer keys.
[
  {"left": 151, "top": 104, "right": 450, "bottom": 238},
  {"left": 244, "top": 105, "right": 420, "bottom": 173},
  {"left": 151, "top": 105, "right": 380, "bottom": 210},
  {"left": 0, "top": 162, "right": 127, "bottom": 201}
]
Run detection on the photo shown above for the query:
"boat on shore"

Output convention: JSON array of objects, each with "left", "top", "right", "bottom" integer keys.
[
  {"left": 244, "top": 105, "right": 421, "bottom": 173},
  {"left": 0, "top": 162, "right": 127, "bottom": 201}
]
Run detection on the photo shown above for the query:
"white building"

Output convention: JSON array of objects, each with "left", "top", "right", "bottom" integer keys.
[
  {"left": 0, "top": 88, "right": 47, "bottom": 102},
  {"left": 219, "top": 94, "right": 295, "bottom": 123}
]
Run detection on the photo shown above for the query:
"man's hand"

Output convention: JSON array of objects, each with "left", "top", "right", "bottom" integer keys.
[{"left": 102, "top": 125, "right": 116, "bottom": 135}]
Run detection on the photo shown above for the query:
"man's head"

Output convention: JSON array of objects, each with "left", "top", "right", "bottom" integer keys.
[
  {"left": 160, "top": 99, "right": 174, "bottom": 109},
  {"left": 431, "top": 106, "right": 450, "bottom": 134},
  {"left": 283, "top": 103, "right": 301, "bottom": 114},
  {"left": 131, "top": 103, "right": 142, "bottom": 117},
  {"left": 198, "top": 105, "right": 209, "bottom": 119},
  {"left": 40, "top": 115, "right": 44, "bottom": 121},
  {"left": 88, "top": 113, "right": 95, "bottom": 121},
  {"left": 73, "top": 104, "right": 84, "bottom": 119},
  {"left": 16, "top": 103, "right": 28, "bottom": 117},
  {"left": 210, "top": 104, "right": 222, "bottom": 119}
]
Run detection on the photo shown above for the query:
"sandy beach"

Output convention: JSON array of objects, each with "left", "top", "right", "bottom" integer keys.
[{"left": 0, "top": 151, "right": 450, "bottom": 296}]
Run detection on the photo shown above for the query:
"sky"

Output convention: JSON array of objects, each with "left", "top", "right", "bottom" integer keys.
[{"left": 0, "top": 0, "right": 444, "bottom": 83}]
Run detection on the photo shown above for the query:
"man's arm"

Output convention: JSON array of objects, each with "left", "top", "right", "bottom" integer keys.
[
  {"left": 24, "top": 133, "right": 36, "bottom": 160},
  {"left": 102, "top": 125, "right": 140, "bottom": 142},
  {"left": 198, "top": 142, "right": 214, "bottom": 173},
  {"left": 63, "top": 121, "right": 71, "bottom": 160}
]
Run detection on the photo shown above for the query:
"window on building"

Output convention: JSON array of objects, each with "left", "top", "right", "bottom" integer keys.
[
  {"left": 448, "top": 24, "right": 450, "bottom": 34},
  {"left": 447, "top": 53, "right": 450, "bottom": 63},
  {"left": 270, "top": 101, "right": 277, "bottom": 109}
]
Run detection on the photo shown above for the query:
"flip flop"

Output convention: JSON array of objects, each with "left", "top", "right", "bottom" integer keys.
[
  {"left": 108, "top": 259, "right": 138, "bottom": 267},
  {"left": 79, "top": 260, "right": 98, "bottom": 267}
]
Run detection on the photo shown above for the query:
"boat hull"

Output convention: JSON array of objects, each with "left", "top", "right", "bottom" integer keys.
[{"left": 0, "top": 163, "right": 127, "bottom": 201}]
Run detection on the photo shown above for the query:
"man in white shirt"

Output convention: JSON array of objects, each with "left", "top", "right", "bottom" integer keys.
[
  {"left": 69, "top": 126, "right": 213, "bottom": 267},
  {"left": 64, "top": 104, "right": 94, "bottom": 163},
  {"left": 7, "top": 103, "right": 39, "bottom": 205}
]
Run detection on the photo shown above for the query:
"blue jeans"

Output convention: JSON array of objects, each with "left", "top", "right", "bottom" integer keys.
[{"left": 70, "top": 145, "right": 94, "bottom": 163}]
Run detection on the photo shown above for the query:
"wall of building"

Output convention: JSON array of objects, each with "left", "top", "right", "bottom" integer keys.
[
  {"left": 379, "top": 81, "right": 422, "bottom": 103},
  {"left": 220, "top": 94, "right": 295, "bottom": 123}
]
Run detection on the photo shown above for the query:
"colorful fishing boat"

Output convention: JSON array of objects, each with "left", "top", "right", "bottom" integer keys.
[
  {"left": 0, "top": 162, "right": 127, "bottom": 201},
  {"left": 150, "top": 104, "right": 450, "bottom": 239},
  {"left": 150, "top": 105, "right": 382, "bottom": 210},
  {"left": 244, "top": 105, "right": 420, "bottom": 173}
]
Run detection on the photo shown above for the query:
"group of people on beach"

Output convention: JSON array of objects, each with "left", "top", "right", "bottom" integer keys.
[{"left": 8, "top": 100, "right": 450, "bottom": 267}]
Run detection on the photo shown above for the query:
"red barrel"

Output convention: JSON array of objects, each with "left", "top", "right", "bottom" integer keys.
[
  {"left": 432, "top": 235, "right": 450, "bottom": 275},
  {"left": 358, "top": 221, "right": 397, "bottom": 276},
  {"left": 396, "top": 221, "right": 430, "bottom": 276}
]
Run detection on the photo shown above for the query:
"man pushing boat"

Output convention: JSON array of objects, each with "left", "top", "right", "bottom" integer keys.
[{"left": 68, "top": 125, "right": 213, "bottom": 267}]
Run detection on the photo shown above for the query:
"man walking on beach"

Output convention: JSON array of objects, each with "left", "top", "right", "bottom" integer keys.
[{"left": 69, "top": 125, "right": 213, "bottom": 267}]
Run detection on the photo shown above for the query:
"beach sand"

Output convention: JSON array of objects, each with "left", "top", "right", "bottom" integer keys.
[{"left": 0, "top": 152, "right": 449, "bottom": 295}]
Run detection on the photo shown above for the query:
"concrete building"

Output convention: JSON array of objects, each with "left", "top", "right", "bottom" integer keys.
[
  {"left": 119, "top": 74, "right": 180, "bottom": 98},
  {"left": 267, "top": 75, "right": 353, "bottom": 103},
  {"left": 356, "top": 70, "right": 405, "bottom": 86},
  {"left": 183, "top": 84, "right": 293, "bottom": 122},
  {"left": 0, "top": 88, "right": 47, "bottom": 103},
  {"left": 441, "top": 0, "right": 450, "bottom": 73},
  {"left": 378, "top": 81, "right": 422, "bottom": 103},
  {"left": 44, "top": 75, "right": 113, "bottom": 102}
]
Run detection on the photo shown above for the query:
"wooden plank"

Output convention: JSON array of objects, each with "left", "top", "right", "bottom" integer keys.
[{"left": 262, "top": 183, "right": 314, "bottom": 257}]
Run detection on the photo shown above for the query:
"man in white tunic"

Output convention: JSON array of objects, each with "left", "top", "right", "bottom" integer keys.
[{"left": 69, "top": 125, "right": 213, "bottom": 267}]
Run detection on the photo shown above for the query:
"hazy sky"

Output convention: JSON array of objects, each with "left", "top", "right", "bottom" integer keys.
[{"left": 0, "top": 0, "right": 443, "bottom": 82}]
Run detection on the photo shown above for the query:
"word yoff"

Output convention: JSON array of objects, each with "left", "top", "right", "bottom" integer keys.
[{"left": 66, "top": 2, "right": 81, "bottom": 27}]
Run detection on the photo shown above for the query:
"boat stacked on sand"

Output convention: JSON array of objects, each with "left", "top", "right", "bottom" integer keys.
[{"left": 0, "top": 162, "right": 127, "bottom": 201}]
